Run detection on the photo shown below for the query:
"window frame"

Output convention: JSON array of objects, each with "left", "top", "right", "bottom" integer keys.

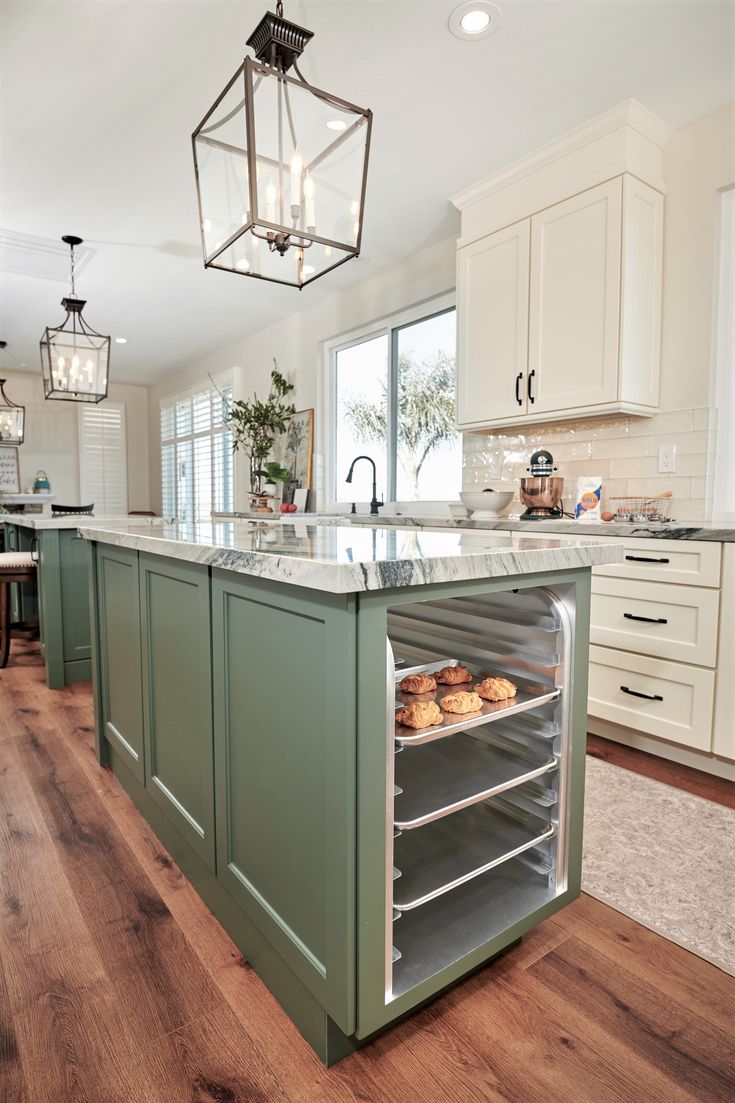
[
  {"left": 160, "top": 371, "right": 234, "bottom": 522},
  {"left": 78, "top": 400, "right": 128, "bottom": 515},
  {"left": 320, "top": 292, "right": 456, "bottom": 510}
]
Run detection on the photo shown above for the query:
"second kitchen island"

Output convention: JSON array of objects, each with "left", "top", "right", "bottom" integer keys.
[{"left": 79, "top": 519, "right": 621, "bottom": 1065}]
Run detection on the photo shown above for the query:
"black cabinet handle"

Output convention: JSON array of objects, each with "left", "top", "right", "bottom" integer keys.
[
  {"left": 625, "top": 554, "right": 670, "bottom": 564},
  {"left": 527, "top": 369, "right": 536, "bottom": 404},
  {"left": 620, "top": 685, "right": 663, "bottom": 702},
  {"left": 623, "top": 613, "right": 668, "bottom": 624},
  {"left": 515, "top": 372, "right": 523, "bottom": 406}
]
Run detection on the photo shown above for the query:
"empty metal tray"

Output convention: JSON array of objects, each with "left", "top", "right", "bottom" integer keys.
[
  {"left": 393, "top": 801, "right": 555, "bottom": 911},
  {"left": 394, "top": 732, "right": 557, "bottom": 829}
]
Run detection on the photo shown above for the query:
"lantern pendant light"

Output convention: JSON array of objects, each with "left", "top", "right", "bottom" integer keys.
[
  {"left": 0, "top": 344, "right": 25, "bottom": 445},
  {"left": 192, "top": 0, "right": 372, "bottom": 289},
  {"left": 39, "top": 235, "right": 110, "bottom": 403}
]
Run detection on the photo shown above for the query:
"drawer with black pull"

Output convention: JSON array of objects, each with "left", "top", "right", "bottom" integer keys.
[
  {"left": 588, "top": 645, "right": 714, "bottom": 751},
  {"left": 590, "top": 577, "right": 719, "bottom": 666},
  {"left": 592, "top": 537, "right": 721, "bottom": 587}
]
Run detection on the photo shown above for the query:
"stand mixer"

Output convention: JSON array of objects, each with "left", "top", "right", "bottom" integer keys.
[{"left": 519, "top": 449, "right": 565, "bottom": 520}]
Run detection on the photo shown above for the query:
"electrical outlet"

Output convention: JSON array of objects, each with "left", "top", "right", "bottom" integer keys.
[{"left": 658, "top": 444, "right": 677, "bottom": 473}]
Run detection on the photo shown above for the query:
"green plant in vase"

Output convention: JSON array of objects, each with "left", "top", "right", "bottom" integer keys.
[
  {"left": 227, "top": 362, "right": 295, "bottom": 506},
  {"left": 255, "top": 461, "right": 292, "bottom": 501}
]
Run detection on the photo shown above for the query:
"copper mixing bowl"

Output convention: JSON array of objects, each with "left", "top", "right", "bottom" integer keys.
[{"left": 519, "top": 476, "right": 565, "bottom": 512}]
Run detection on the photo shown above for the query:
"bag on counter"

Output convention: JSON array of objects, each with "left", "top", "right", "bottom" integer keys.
[{"left": 574, "top": 477, "right": 602, "bottom": 521}]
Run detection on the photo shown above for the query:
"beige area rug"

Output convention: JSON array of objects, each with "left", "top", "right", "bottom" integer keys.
[{"left": 582, "top": 755, "right": 735, "bottom": 976}]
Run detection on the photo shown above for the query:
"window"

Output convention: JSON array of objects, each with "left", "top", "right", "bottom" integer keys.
[
  {"left": 78, "top": 402, "right": 128, "bottom": 515},
  {"left": 325, "top": 297, "right": 460, "bottom": 505},
  {"left": 160, "top": 376, "right": 233, "bottom": 522}
]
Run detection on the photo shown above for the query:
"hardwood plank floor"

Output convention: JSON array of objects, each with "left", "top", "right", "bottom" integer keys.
[
  {"left": 586, "top": 733, "right": 735, "bottom": 810},
  {"left": 1, "top": 640, "right": 733, "bottom": 1103}
]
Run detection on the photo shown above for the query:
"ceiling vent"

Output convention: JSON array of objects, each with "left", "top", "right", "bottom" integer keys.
[{"left": 0, "top": 229, "right": 95, "bottom": 282}]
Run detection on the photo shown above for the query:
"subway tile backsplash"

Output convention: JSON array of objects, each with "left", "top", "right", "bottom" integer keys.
[{"left": 462, "top": 407, "right": 717, "bottom": 522}]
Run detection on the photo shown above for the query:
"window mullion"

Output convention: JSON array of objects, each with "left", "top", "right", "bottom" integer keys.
[{"left": 388, "top": 327, "right": 398, "bottom": 502}]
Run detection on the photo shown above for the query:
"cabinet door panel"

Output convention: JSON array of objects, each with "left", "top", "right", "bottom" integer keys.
[
  {"left": 212, "top": 572, "right": 357, "bottom": 1036},
  {"left": 60, "top": 532, "right": 92, "bottom": 663},
  {"left": 457, "top": 220, "right": 530, "bottom": 427},
  {"left": 97, "top": 546, "right": 144, "bottom": 781},
  {"left": 529, "top": 179, "right": 622, "bottom": 413},
  {"left": 140, "top": 555, "right": 215, "bottom": 870}
]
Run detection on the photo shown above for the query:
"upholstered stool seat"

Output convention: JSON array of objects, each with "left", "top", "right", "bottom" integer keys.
[{"left": 0, "top": 551, "right": 37, "bottom": 668}]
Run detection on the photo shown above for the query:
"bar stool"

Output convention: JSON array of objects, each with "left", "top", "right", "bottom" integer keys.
[
  {"left": 51, "top": 503, "right": 94, "bottom": 516},
  {"left": 0, "top": 551, "right": 37, "bottom": 668}
]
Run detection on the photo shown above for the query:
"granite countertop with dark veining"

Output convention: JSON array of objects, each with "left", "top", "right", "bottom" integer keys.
[
  {"left": 77, "top": 519, "right": 623, "bottom": 593},
  {"left": 3, "top": 514, "right": 167, "bottom": 531},
  {"left": 345, "top": 514, "right": 735, "bottom": 542}
]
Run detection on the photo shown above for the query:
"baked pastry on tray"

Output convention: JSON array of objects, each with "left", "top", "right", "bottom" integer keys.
[
  {"left": 399, "top": 672, "right": 437, "bottom": 694},
  {"left": 395, "top": 701, "right": 443, "bottom": 730},
  {"left": 435, "top": 665, "right": 472, "bottom": 685},
  {"left": 439, "top": 691, "right": 483, "bottom": 714},
  {"left": 476, "top": 676, "right": 518, "bottom": 702}
]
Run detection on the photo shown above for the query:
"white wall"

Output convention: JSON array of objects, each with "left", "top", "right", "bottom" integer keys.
[
  {"left": 146, "top": 236, "right": 457, "bottom": 513},
  {"left": 1, "top": 371, "right": 150, "bottom": 510}
]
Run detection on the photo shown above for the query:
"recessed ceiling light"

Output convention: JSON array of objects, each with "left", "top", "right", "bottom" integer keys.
[
  {"left": 448, "top": 1, "right": 502, "bottom": 40},
  {"left": 114, "top": 337, "right": 127, "bottom": 344},
  {"left": 326, "top": 119, "right": 348, "bottom": 132}
]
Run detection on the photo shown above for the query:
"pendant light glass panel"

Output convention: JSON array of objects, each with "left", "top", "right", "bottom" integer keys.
[
  {"left": 0, "top": 381, "right": 25, "bottom": 445},
  {"left": 193, "top": 58, "right": 371, "bottom": 288},
  {"left": 40, "top": 301, "right": 110, "bottom": 403}
]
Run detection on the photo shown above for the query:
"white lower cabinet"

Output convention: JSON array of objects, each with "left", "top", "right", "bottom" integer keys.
[
  {"left": 588, "top": 536, "right": 733, "bottom": 767},
  {"left": 589, "top": 646, "right": 715, "bottom": 751},
  {"left": 590, "top": 577, "right": 719, "bottom": 667}
]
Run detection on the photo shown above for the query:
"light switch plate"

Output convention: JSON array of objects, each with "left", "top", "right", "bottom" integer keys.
[{"left": 658, "top": 444, "right": 677, "bottom": 473}]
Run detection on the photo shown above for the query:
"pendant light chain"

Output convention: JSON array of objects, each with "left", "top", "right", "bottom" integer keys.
[
  {"left": 70, "top": 240, "right": 76, "bottom": 296},
  {"left": 276, "top": 1, "right": 283, "bottom": 16}
]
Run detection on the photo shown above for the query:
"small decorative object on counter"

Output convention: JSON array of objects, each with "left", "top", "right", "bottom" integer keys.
[
  {"left": 610, "top": 492, "right": 673, "bottom": 523},
  {"left": 33, "top": 470, "right": 51, "bottom": 493},
  {"left": 574, "top": 476, "right": 602, "bottom": 521},
  {"left": 519, "top": 450, "right": 564, "bottom": 520}
]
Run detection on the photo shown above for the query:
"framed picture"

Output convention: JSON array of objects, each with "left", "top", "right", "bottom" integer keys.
[
  {"left": 0, "top": 446, "right": 20, "bottom": 494},
  {"left": 275, "top": 408, "right": 314, "bottom": 491}
]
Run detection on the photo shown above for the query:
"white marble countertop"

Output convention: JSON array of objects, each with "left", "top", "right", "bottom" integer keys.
[
  {"left": 3, "top": 514, "right": 166, "bottom": 531},
  {"left": 77, "top": 519, "right": 623, "bottom": 593},
  {"left": 345, "top": 514, "right": 735, "bottom": 542}
]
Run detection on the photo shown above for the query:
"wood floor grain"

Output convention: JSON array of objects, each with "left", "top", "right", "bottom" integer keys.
[{"left": 1, "top": 639, "right": 733, "bottom": 1103}]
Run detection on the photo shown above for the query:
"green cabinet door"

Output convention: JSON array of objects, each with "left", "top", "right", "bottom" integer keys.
[
  {"left": 96, "top": 545, "right": 145, "bottom": 782},
  {"left": 139, "top": 554, "right": 215, "bottom": 871},
  {"left": 211, "top": 570, "right": 358, "bottom": 1037},
  {"left": 60, "top": 532, "right": 92, "bottom": 665}
]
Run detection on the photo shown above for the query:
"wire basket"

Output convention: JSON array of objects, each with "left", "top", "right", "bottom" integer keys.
[{"left": 609, "top": 495, "right": 673, "bottom": 523}]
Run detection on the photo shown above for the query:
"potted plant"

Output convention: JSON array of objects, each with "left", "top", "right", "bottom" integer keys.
[
  {"left": 257, "top": 460, "right": 292, "bottom": 501},
  {"left": 227, "top": 361, "right": 295, "bottom": 510}
]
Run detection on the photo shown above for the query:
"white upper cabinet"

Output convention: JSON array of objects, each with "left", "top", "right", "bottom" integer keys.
[
  {"left": 451, "top": 100, "right": 669, "bottom": 431},
  {"left": 528, "top": 178, "right": 622, "bottom": 415},
  {"left": 457, "top": 220, "right": 530, "bottom": 425}
]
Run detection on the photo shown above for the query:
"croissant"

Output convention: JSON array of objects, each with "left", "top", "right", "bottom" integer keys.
[
  {"left": 439, "top": 691, "right": 483, "bottom": 714},
  {"left": 435, "top": 665, "right": 472, "bottom": 685},
  {"left": 399, "top": 672, "right": 437, "bottom": 694},
  {"left": 476, "top": 676, "right": 518, "bottom": 702},
  {"left": 395, "top": 701, "right": 443, "bottom": 730}
]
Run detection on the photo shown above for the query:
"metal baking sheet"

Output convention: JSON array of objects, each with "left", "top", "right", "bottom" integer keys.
[
  {"left": 394, "top": 659, "right": 560, "bottom": 746},
  {"left": 393, "top": 801, "right": 555, "bottom": 911}
]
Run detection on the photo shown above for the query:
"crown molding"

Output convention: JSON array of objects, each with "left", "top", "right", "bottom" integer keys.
[{"left": 451, "top": 99, "right": 672, "bottom": 213}]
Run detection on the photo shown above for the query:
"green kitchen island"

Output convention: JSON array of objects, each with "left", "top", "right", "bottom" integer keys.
[
  {"left": 79, "top": 518, "right": 621, "bottom": 1065},
  {"left": 3, "top": 514, "right": 165, "bottom": 688}
]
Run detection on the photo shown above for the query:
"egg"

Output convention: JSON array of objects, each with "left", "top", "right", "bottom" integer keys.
[{"left": 601, "top": 511, "right": 615, "bottom": 522}]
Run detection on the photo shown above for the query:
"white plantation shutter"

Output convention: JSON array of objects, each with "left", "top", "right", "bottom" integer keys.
[
  {"left": 160, "top": 375, "right": 233, "bottom": 522},
  {"left": 78, "top": 402, "right": 128, "bottom": 515}
]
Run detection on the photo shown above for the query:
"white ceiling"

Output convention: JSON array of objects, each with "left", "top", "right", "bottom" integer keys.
[{"left": 1, "top": 0, "right": 734, "bottom": 386}]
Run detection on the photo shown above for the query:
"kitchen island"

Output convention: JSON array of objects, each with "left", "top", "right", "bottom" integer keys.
[{"left": 79, "top": 519, "right": 622, "bottom": 1065}]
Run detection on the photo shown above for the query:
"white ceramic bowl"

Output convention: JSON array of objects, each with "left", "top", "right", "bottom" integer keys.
[{"left": 460, "top": 486, "right": 515, "bottom": 519}]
